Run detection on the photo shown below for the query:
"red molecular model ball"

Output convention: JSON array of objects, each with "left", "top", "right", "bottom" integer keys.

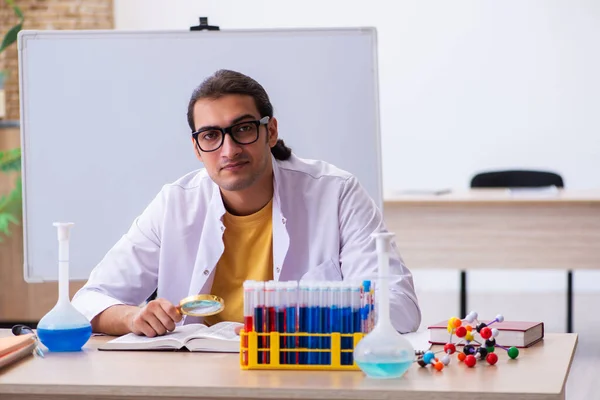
[
  {"left": 486, "top": 353, "right": 499, "bottom": 365},
  {"left": 455, "top": 326, "right": 467, "bottom": 337},
  {"left": 464, "top": 355, "right": 477, "bottom": 368},
  {"left": 444, "top": 343, "right": 457, "bottom": 354},
  {"left": 480, "top": 327, "right": 492, "bottom": 340}
]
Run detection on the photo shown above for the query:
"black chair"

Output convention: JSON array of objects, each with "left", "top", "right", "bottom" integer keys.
[
  {"left": 464, "top": 170, "right": 573, "bottom": 332},
  {"left": 470, "top": 170, "right": 564, "bottom": 189}
]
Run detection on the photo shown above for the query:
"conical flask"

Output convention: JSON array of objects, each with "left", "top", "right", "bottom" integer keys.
[
  {"left": 37, "top": 223, "right": 92, "bottom": 352},
  {"left": 354, "top": 232, "right": 415, "bottom": 378}
]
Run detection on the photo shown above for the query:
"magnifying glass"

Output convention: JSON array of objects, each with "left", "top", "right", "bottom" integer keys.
[{"left": 176, "top": 294, "right": 225, "bottom": 317}]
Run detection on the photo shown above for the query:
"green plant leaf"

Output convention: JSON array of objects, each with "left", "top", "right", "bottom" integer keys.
[
  {"left": 0, "top": 214, "right": 10, "bottom": 233},
  {"left": 0, "top": 148, "right": 21, "bottom": 173},
  {"left": 0, "top": 173, "right": 22, "bottom": 242},
  {"left": 0, "top": 22, "right": 22, "bottom": 54},
  {"left": 13, "top": 5, "right": 24, "bottom": 20},
  {"left": 0, "top": 220, "right": 9, "bottom": 237}
]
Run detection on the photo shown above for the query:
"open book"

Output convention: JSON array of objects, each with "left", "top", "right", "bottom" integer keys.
[{"left": 98, "top": 322, "right": 242, "bottom": 353}]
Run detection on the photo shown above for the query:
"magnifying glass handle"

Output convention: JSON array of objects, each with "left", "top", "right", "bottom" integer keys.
[{"left": 12, "top": 324, "right": 35, "bottom": 336}]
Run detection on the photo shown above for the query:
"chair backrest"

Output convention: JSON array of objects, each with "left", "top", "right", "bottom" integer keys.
[{"left": 470, "top": 170, "right": 564, "bottom": 188}]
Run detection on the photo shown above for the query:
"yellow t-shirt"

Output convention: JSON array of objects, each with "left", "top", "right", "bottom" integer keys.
[{"left": 204, "top": 198, "right": 274, "bottom": 326}]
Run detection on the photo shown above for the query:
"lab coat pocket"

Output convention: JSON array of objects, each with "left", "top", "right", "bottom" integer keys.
[{"left": 300, "top": 258, "right": 342, "bottom": 281}]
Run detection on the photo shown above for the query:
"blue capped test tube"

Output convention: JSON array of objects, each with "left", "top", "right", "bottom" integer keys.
[
  {"left": 329, "top": 282, "right": 342, "bottom": 361},
  {"left": 298, "top": 281, "right": 310, "bottom": 365},
  {"left": 340, "top": 282, "right": 352, "bottom": 365},
  {"left": 318, "top": 282, "right": 331, "bottom": 365},
  {"left": 307, "top": 282, "right": 320, "bottom": 365},
  {"left": 285, "top": 281, "right": 298, "bottom": 365},
  {"left": 350, "top": 281, "right": 362, "bottom": 364},
  {"left": 275, "top": 281, "right": 286, "bottom": 364}
]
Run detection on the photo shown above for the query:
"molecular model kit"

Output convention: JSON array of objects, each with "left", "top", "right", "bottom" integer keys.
[{"left": 417, "top": 311, "right": 520, "bottom": 371}]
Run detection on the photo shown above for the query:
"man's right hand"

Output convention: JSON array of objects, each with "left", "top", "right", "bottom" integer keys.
[{"left": 128, "top": 298, "right": 183, "bottom": 337}]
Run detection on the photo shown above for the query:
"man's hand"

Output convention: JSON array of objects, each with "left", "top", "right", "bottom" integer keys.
[{"left": 128, "top": 298, "right": 183, "bottom": 337}]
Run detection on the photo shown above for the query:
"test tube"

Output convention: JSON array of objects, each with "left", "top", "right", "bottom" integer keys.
[
  {"left": 362, "top": 280, "right": 372, "bottom": 333},
  {"left": 319, "top": 282, "right": 331, "bottom": 365},
  {"left": 298, "top": 281, "right": 310, "bottom": 365},
  {"left": 275, "top": 281, "right": 286, "bottom": 364},
  {"left": 253, "top": 281, "right": 265, "bottom": 364},
  {"left": 330, "top": 281, "right": 341, "bottom": 334},
  {"left": 341, "top": 282, "right": 352, "bottom": 365},
  {"left": 370, "top": 281, "right": 376, "bottom": 331},
  {"left": 307, "top": 282, "right": 320, "bottom": 365},
  {"left": 350, "top": 281, "right": 362, "bottom": 364},
  {"left": 329, "top": 281, "right": 341, "bottom": 365},
  {"left": 265, "top": 280, "right": 277, "bottom": 364},
  {"left": 285, "top": 281, "right": 298, "bottom": 364},
  {"left": 242, "top": 280, "right": 255, "bottom": 366}
]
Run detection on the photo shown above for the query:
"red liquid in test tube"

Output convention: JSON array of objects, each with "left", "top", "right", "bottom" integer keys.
[{"left": 242, "top": 280, "right": 255, "bottom": 366}]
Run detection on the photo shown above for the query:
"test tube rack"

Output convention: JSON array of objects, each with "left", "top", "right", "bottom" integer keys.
[{"left": 240, "top": 330, "right": 365, "bottom": 370}]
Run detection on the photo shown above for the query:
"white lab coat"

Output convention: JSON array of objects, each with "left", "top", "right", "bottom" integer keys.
[{"left": 72, "top": 154, "right": 421, "bottom": 332}]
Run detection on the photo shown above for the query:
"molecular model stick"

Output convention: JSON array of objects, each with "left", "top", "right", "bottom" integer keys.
[{"left": 417, "top": 311, "right": 520, "bottom": 370}]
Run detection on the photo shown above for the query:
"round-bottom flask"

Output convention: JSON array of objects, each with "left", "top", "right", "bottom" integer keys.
[{"left": 354, "top": 232, "right": 415, "bottom": 378}]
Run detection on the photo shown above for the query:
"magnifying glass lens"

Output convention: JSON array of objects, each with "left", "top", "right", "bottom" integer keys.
[{"left": 178, "top": 295, "right": 224, "bottom": 317}]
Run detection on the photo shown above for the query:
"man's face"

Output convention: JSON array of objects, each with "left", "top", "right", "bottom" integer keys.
[{"left": 192, "top": 95, "right": 278, "bottom": 192}]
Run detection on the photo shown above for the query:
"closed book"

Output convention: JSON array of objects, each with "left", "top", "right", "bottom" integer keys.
[
  {"left": 0, "top": 334, "right": 36, "bottom": 370},
  {"left": 428, "top": 320, "right": 544, "bottom": 348}
]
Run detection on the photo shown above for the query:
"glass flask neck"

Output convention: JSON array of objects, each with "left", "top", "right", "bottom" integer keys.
[
  {"left": 373, "top": 232, "right": 395, "bottom": 329},
  {"left": 57, "top": 240, "right": 70, "bottom": 305}
]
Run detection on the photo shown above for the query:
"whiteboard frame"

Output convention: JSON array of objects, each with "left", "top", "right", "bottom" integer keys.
[{"left": 17, "top": 28, "right": 383, "bottom": 282}]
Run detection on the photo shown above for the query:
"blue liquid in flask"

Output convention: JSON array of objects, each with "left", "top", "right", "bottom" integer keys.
[
  {"left": 38, "top": 222, "right": 93, "bottom": 352},
  {"left": 355, "top": 360, "right": 413, "bottom": 379},
  {"left": 38, "top": 325, "right": 92, "bottom": 352}
]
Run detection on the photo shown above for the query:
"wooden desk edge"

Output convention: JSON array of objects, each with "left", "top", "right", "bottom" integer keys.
[
  {"left": 0, "top": 334, "right": 579, "bottom": 400},
  {"left": 384, "top": 189, "right": 600, "bottom": 206},
  {"left": 0, "top": 385, "right": 572, "bottom": 400},
  {"left": 559, "top": 333, "right": 579, "bottom": 396},
  {"left": 384, "top": 199, "right": 600, "bottom": 206}
]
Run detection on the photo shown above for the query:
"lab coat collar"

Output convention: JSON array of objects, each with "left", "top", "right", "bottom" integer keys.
[{"left": 186, "top": 155, "right": 290, "bottom": 300}]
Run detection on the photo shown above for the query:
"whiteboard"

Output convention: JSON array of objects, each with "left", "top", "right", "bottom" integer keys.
[{"left": 18, "top": 28, "right": 382, "bottom": 282}]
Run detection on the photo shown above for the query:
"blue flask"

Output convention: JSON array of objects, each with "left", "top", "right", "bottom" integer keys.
[{"left": 37, "top": 223, "right": 92, "bottom": 352}]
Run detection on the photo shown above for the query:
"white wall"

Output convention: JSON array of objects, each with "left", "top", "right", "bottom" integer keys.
[{"left": 113, "top": 0, "right": 600, "bottom": 293}]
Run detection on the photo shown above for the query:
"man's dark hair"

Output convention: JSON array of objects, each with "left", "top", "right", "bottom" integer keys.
[{"left": 187, "top": 69, "right": 292, "bottom": 161}]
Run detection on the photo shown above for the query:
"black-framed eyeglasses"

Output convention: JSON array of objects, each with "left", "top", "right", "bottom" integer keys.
[{"left": 192, "top": 116, "right": 270, "bottom": 152}]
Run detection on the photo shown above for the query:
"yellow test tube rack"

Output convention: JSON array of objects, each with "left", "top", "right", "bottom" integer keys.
[{"left": 240, "top": 330, "right": 365, "bottom": 371}]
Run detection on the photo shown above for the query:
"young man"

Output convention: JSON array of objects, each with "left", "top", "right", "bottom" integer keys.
[{"left": 72, "top": 70, "right": 421, "bottom": 337}]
